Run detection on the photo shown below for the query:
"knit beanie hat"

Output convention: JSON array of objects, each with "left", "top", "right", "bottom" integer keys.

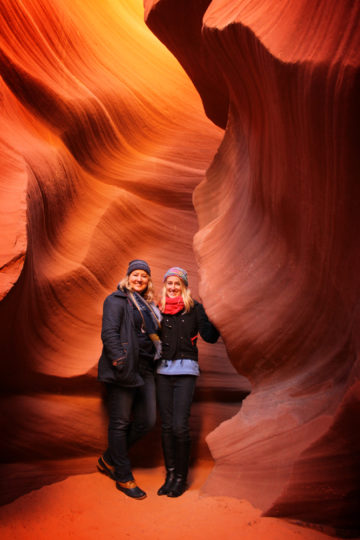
[
  {"left": 127, "top": 259, "right": 151, "bottom": 276},
  {"left": 163, "top": 266, "right": 188, "bottom": 286}
]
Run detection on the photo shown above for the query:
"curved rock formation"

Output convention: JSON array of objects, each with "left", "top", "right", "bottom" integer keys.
[
  {"left": 1, "top": 0, "right": 359, "bottom": 535},
  {"left": 0, "top": 0, "right": 245, "bottom": 504},
  {"left": 145, "top": 0, "right": 360, "bottom": 535},
  {"left": 0, "top": 140, "right": 27, "bottom": 301}
]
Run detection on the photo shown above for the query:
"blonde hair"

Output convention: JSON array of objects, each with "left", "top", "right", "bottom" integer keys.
[
  {"left": 159, "top": 277, "right": 194, "bottom": 313},
  {"left": 118, "top": 273, "right": 154, "bottom": 302}
]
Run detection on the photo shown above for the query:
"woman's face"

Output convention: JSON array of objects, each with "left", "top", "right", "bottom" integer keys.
[
  {"left": 166, "top": 276, "right": 182, "bottom": 297},
  {"left": 128, "top": 270, "right": 149, "bottom": 294}
]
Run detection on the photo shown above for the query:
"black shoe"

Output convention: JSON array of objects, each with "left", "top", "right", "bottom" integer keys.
[
  {"left": 116, "top": 480, "right": 147, "bottom": 500},
  {"left": 97, "top": 456, "right": 116, "bottom": 480},
  {"left": 167, "top": 476, "right": 187, "bottom": 498},
  {"left": 157, "top": 469, "right": 175, "bottom": 496}
]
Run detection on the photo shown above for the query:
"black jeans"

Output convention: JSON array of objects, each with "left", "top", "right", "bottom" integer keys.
[
  {"left": 103, "top": 367, "right": 156, "bottom": 482},
  {"left": 156, "top": 374, "right": 196, "bottom": 442}
]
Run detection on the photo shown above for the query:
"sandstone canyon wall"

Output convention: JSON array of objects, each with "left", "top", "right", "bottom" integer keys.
[
  {"left": 145, "top": 0, "right": 360, "bottom": 535},
  {"left": 0, "top": 0, "right": 359, "bottom": 536},
  {"left": 0, "top": 0, "right": 247, "bottom": 506}
]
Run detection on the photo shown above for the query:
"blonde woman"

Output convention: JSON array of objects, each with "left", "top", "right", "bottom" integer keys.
[
  {"left": 98, "top": 260, "right": 161, "bottom": 500},
  {"left": 156, "top": 267, "right": 219, "bottom": 497}
]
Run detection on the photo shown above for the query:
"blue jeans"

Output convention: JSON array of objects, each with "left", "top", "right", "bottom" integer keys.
[
  {"left": 103, "top": 368, "right": 156, "bottom": 482},
  {"left": 156, "top": 374, "right": 196, "bottom": 442}
]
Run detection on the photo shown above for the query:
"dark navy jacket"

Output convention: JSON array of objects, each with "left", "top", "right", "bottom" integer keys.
[
  {"left": 98, "top": 289, "right": 143, "bottom": 387},
  {"left": 161, "top": 301, "right": 219, "bottom": 361}
]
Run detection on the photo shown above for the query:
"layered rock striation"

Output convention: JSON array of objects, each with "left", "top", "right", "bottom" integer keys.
[
  {"left": 0, "top": 0, "right": 244, "bottom": 505},
  {"left": 146, "top": 0, "right": 360, "bottom": 534},
  {"left": 1, "top": 0, "right": 359, "bottom": 535}
]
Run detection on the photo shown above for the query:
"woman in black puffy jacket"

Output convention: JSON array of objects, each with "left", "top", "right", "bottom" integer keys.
[
  {"left": 97, "top": 259, "right": 161, "bottom": 500},
  {"left": 156, "top": 266, "right": 219, "bottom": 497}
]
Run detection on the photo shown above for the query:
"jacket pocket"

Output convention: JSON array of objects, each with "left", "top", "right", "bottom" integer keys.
[{"left": 112, "top": 342, "right": 128, "bottom": 371}]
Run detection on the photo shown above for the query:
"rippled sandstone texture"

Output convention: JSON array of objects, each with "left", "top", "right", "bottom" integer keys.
[
  {"left": 145, "top": 0, "right": 360, "bottom": 535},
  {"left": 0, "top": 0, "right": 246, "bottom": 505},
  {"left": 0, "top": 0, "right": 359, "bottom": 536}
]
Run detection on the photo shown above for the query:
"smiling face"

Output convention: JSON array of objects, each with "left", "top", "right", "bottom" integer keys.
[
  {"left": 128, "top": 270, "right": 149, "bottom": 294},
  {"left": 165, "top": 276, "right": 182, "bottom": 298}
]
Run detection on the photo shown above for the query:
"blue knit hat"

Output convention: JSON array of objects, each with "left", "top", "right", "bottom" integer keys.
[
  {"left": 127, "top": 259, "right": 151, "bottom": 276},
  {"left": 163, "top": 266, "right": 188, "bottom": 286}
]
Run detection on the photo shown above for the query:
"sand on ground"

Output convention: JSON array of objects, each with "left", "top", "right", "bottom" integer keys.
[{"left": 0, "top": 462, "right": 343, "bottom": 540}]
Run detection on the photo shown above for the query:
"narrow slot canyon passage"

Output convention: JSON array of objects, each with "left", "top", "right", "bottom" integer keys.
[{"left": 1, "top": 1, "right": 359, "bottom": 538}]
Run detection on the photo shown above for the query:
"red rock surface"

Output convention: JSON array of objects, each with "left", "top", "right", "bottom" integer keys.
[
  {"left": 0, "top": 0, "right": 359, "bottom": 536},
  {"left": 0, "top": 0, "right": 244, "bottom": 509},
  {"left": 145, "top": 0, "right": 360, "bottom": 535}
]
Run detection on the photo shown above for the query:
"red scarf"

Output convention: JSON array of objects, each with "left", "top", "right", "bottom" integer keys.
[{"left": 162, "top": 296, "right": 185, "bottom": 315}]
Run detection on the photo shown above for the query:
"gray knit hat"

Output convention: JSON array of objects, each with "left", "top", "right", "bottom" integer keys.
[{"left": 127, "top": 259, "right": 151, "bottom": 276}]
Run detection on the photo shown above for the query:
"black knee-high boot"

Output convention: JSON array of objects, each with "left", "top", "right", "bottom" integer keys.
[
  {"left": 157, "top": 432, "right": 176, "bottom": 495},
  {"left": 167, "top": 439, "right": 191, "bottom": 498}
]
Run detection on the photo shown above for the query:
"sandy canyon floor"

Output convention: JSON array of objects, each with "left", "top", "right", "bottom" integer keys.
[{"left": 0, "top": 461, "right": 347, "bottom": 540}]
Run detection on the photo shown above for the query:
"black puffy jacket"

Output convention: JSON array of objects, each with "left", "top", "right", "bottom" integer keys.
[
  {"left": 160, "top": 301, "right": 219, "bottom": 361},
  {"left": 98, "top": 289, "right": 143, "bottom": 387}
]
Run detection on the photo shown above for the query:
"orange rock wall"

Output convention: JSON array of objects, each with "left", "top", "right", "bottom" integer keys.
[
  {"left": 145, "top": 0, "right": 360, "bottom": 534},
  {"left": 0, "top": 0, "right": 244, "bottom": 503},
  {"left": 1, "top": 0, "right": 359, "bottom": 535}
]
